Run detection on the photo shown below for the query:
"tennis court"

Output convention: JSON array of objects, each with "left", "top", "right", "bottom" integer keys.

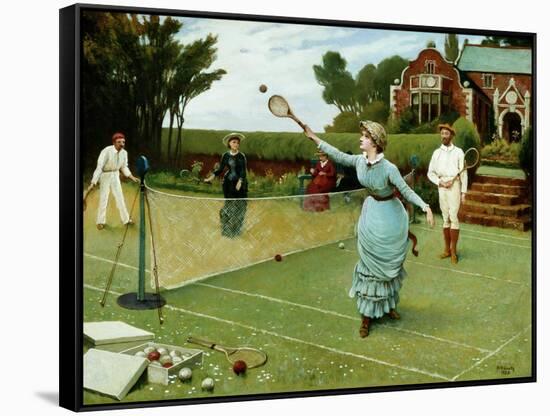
[{"left": 82, "top": 183, "right": 532, "bottom": 405}]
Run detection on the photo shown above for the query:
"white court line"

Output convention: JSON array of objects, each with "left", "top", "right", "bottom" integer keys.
[
  {"left": 452, "top": 226, "right": 531, "bottom": 241},
  {"left": 83, "top": 283, "right": 451, "bottom": 381},
  {"left": 406, "top": 260, "right": 529, "bottom": 287},
  {"left": 450, "top": 326, "right": 531, "bottom": 381},
  {"left": 83, "top": 252, "right": 491, "bottom": 353},
  {"left": 196, "top": 282, "right": 491, "bottom": 354},
  {"left": 414, "top": 226, "right": 530, "bottom": 249},
  {"left": 339, "top": 250, "right": 529, "bottom": 287}
]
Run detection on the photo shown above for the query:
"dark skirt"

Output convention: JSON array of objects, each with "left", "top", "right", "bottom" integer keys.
[{"left": 220, "top": 178, "right": 248, "bottom": 237}]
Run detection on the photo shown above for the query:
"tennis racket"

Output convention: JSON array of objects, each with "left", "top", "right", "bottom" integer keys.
[
  {"left": 449, "top": 147, "right": 480, "bottom": 185},
  {"left": 187, "top": 336, "right": 268, "bottom": 368},
  {"left": 83, "top": 184, "right": 95, "bottom": 211},
  {"left": 268, "top": 95, "right": 306, "bottom": 131}
]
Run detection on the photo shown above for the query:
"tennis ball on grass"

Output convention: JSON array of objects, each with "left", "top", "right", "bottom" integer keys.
[
  {"left": 178, "top": 367, "right": 193, "bottom": 381},
  {"left": 274, "top": 254, "right": 283, "bottom": 262},
  {"left": 338, "top": 242, "right": 345, "bottom": 249},
  {"left": 233, "top": 360, "right": 247, "bottom": 375},
  {"left": 201, "top": 377, "right": 215, "bottom": 391}
]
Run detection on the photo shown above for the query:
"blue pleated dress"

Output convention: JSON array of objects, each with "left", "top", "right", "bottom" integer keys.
[{"left": 318, "top": 141, "right": 429, "bottom": 319}]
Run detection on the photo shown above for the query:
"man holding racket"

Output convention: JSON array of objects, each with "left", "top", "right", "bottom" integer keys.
[
  {"left": 89, "top": 132, "right": 139, "bottom": 230},
  {"left": 427, "top": 123, "right": 467, "bottom": 264}
]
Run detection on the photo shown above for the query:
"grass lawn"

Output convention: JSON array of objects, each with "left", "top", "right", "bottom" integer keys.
[
  {"left": 476, "top": 165, "right": 526, "bottom": 179},
  {"left": 81, "top": 183, "right": 533, "bottom": 407}
]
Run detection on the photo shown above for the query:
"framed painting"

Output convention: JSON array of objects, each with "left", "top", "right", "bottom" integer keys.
[{"left": 59, "top": 3, "right": 536, "bottom": 411}]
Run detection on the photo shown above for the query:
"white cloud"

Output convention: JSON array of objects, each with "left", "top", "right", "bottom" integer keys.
[{"left": 164, "top": 17, "right": 487, "bottom": 132}]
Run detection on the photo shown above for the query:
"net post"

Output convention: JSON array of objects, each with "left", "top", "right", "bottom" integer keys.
[{"left": 138, "top": 179, "right": 146, "bottom": 301}]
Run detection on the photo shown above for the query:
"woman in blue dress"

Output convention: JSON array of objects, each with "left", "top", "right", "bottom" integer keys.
[{"left": 304, "top": 121, "right": 434, "bottom": 337}]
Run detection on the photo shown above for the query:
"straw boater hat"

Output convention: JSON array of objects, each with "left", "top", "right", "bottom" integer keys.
[
  {"left": 359, "top": 120, "right": 387, "bottom": 151},
  {"left": 222, "top": 132, "right": 246, "bottom": 147},
  {"left": 438, "top": 123, "right": 456, "bottom": 136}
]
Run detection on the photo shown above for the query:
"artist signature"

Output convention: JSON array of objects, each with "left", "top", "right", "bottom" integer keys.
[{"left": 496, "top": 365, "right": 515, "bottom": 375}]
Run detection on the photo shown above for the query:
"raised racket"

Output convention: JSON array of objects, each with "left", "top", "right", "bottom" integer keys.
[{"left": 268, "top": 95, "right": 306, "bottom": 131}]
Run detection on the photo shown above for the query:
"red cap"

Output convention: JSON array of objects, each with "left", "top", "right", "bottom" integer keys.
[{"left": 112, "top": 132, "right": 126, "bottom": 142}]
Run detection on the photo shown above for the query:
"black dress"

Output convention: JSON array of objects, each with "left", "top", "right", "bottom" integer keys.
[{"left": 212, "top": 151, "right": 248, "bottom": 237}]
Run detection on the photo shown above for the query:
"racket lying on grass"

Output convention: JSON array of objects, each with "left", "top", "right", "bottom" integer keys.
[
  {"left": 449, "top": 147, "right": 480, "bottom": 186},
  {"left": 187, "top": 336, "right": 267, "bottom": 368},
  {"left": 268, "top": 95, "right": 307, "bottom": 131}
]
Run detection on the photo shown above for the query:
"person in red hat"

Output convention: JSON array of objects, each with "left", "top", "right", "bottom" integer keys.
[
  {"left": 89, "top": 132, "right": 139, "bottom": 230},
  {"left": 427, "top": 123, "right": 467, "bottom": 264}
]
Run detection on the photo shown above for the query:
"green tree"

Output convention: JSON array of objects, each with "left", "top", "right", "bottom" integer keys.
[
  {"left": 355, "top": 63, "right": 377, "bottom": 107},
  {"left": 360, "top": 100, "right": 389, "bottom": 124},
  {"left": 313, "top": 52, "right": 360, "bottom": 114},
  {"left": 324, "top": 112, "right": 360, "bottom": 133},
  {"left": 481, "top": 36, "right": 532, "bottom": 47},
  {"left": 444, "top": 34, "right": 459, "bottom": 62},
  {"left": 169, "top": 35, "right": 227, "bottom": 166},
  {"left": 426, "top": 40, "right": 436, "bottom": 48},
  {"left": 372, "top": 55, "right": 408, "bottom": 104}
]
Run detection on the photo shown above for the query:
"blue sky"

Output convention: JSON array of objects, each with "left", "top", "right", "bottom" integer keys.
[{"left": 168, "top": 16, "right": 485, "bottom": 132}]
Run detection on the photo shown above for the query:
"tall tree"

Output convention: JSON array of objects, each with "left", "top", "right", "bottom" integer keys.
[
  {"left": 444, "top": 34, "right": 459, "bottom": 62},
  {"left": 372, "top": 55, "right": 408, "bottom": 105},
  {"left": 169, "top": 34, "right": 227, "bottom": 166},
  {"left": 481, "top": 36, "right": 532, "bottom": 47},
  {"left": 313, "top": 52, "right": 359, "bottom": 114}
]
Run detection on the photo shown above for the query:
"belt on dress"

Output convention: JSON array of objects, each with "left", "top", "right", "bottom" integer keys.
[
  {"left": 370, "top": 194, "right": 395, "bottom": 201},
  {"left": 102, "top": 169, "right": 119, "bottom": 172}
]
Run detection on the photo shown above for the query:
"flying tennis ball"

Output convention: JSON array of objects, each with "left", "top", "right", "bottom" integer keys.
[
  {"left": 233, "top": 360, "right": 247, "bottom": 375},
  {"left": 201, "top": 377, "right": 215, "bottom": 391},
  {"left": 274, "top": 254, "right": 283, "bottom": 262},
  {"left": 147, "top": 351, "right": 161, "bottom": 361},
  {"left": 259, "top": 84, "right": 268, "bottom": 93},
  {"left": 338, "top": 242, "right": 345, "bottom": 249}
]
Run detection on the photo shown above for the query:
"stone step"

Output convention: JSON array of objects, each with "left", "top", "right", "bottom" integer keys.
[
  {"left": 473, "top": 174, "right": 527, "bottom": 187},
  {"left": 465, "top": 190, "right": 528, "bottom": 206},
  {"left": 458, "top": 212, "right": 531, "bottom": 231},
  {"left": 470, "top": 182, "right": 527, "bottom": 196},
  {"left": 460, "top": 200, "right": 531, "bottom": 218}
]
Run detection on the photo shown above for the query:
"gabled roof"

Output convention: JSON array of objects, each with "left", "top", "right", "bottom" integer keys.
[{"left": 457, "top": 45, "right": 531, "bottom": 74}]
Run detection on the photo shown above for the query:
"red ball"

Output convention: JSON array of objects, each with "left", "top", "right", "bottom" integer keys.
[
  {"left": 162, "top": 362, "right": 173, "bottom": 368},
  {"left": 147, "top": 351, "right": 161, "bottom": 361},
  {"left": 274, "top": 254, "right": 282, "bottom": 262},
  {"left": 233, "top": 360, "right": 247, "bottom": 375}
]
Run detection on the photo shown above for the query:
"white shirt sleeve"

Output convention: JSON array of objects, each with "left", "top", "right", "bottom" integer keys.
[
  {"left": 91, "top": 148, "right": 107, "bottom": 185},
  {"left": 427, "top": 150, "right": 440, "bottom": 186},
  {"left": 120, "top": 150, "right": 132, "bottom": 178}
]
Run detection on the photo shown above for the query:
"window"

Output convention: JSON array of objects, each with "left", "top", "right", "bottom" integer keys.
[
  {"left": 411, "top": 93, "right": 419, "bottom": 122},
  {"left": 425, "top": 60, "right": 436, "bottom": 74},
  {"left": 482, "top": 73, "right": 494, "bottom": 88},
  {"left": 441, "top": 94, "right": 450, "bottom": 114}
]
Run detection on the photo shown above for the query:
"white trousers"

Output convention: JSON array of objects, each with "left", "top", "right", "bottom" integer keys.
[
  {"left": 438, "top": 181, "right": 461, "bottom": 229},
  {"left": 96, "top": 172, "right": 130, "bottom": 225}
]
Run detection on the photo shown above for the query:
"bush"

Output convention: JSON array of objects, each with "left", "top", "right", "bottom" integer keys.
[
  {"left": 481, "top": 138, "right": 520, "bottom": 164},
  {"left": 519, "top": 127, "right": 533, "bottom": 180},
  {"left": 359, "top": 101, "right": 389, "bottom": 124},
  {"left": 452, "top": 117, "right": 481, "bottom": 177},
  {"left": 387, "top": 107, "right": 415, "bottom": 134},
  {"left": 324, "top": 112, "right": 360, "bottom": 133}
]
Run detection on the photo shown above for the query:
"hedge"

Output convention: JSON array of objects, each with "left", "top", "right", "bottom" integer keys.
[{"left": 162, "top": 128, "right": 441, "bottom": 173}]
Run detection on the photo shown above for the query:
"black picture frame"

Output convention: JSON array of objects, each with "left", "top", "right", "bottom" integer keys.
[{"left": 60, "top": 3, "right": 536, "bottom": 412}]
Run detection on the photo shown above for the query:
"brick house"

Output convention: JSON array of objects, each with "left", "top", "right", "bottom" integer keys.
[
  {"left": 456, "top": 45, "right": 532, "bottom": 142},
  {"left": 390, "top": 45, "right": 532, "bottom": 143}
]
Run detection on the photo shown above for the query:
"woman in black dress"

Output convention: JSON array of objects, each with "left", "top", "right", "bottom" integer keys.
[{"left": 205, "top": 133, "right": 248, "bottom": 237}]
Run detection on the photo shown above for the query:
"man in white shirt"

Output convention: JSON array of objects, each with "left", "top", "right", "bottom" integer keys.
[
  {"left": 89, "top": 132, "right": 139, "bottom": 230},
  {"left": 427, "top": 124, "right": 467, "bottom": 264}
]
